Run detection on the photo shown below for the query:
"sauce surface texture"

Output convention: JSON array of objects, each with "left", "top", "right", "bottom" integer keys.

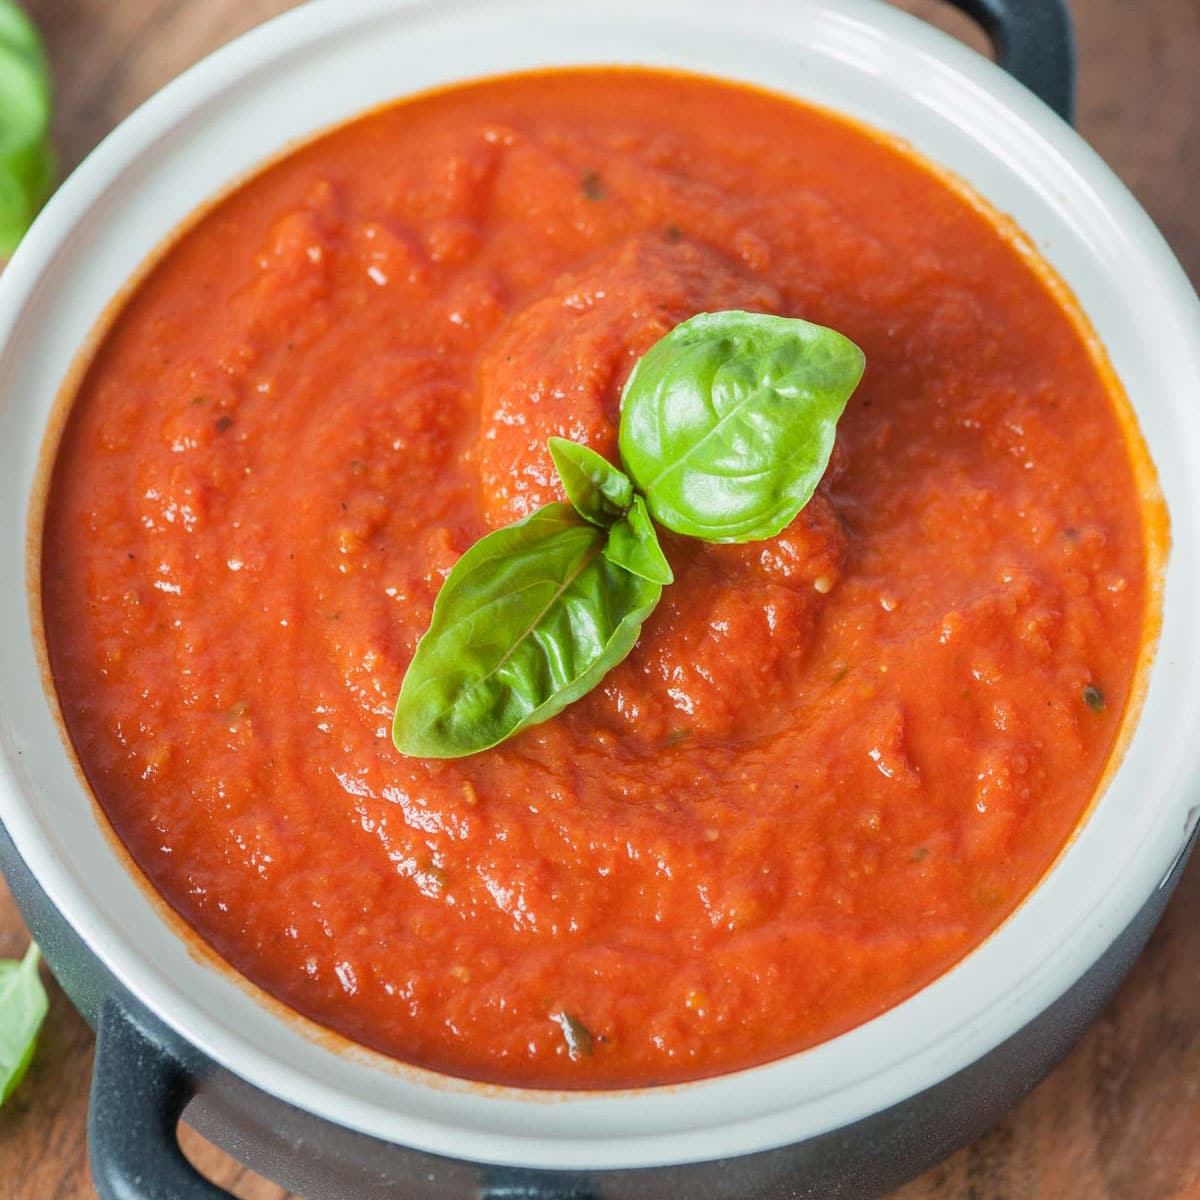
[{"left": 41, "top": 70, "right": 1149, "bottom": 1088}]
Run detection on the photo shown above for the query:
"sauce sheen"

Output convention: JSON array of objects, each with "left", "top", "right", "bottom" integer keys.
[{"left": 41, "top": 70, "right": 1148, "bottom": 1088}]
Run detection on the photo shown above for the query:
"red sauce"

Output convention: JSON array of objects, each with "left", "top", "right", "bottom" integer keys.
[{"left": 40, "top": 70, "right": 1151, "bottom": 1088}]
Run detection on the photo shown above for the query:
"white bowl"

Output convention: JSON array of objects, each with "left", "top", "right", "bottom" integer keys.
[{"left": 2, "top": 0, "right": 1199, "bottom": 1192}]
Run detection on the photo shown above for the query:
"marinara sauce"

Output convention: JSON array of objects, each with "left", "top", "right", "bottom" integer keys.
[{"left": 41, "top": 70, "right": 1154, "bottom": 1087}]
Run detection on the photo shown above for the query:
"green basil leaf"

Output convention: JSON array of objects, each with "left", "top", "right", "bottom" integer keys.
[
  {"left": 618, "top": 310, "right": 864, "bottom": 543},
  {"left": 548, "top": 436, "right": 634, "bottom": 527},
  {"left": 393, "top": 502, "right": 661, "bottom": 758},
  {"left": 0, "top": 1, "right": 55, "bottom": 257},
  {"left": 604, "top": 494, "right": 673, "bottom": 585},
  {"left": 0, "top": 942, "right": 48, "bottom": 1106}
]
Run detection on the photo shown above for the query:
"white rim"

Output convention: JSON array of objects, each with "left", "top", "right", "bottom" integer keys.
[{"left": 2, "top": 0, "right": 1199, "bottom": 1171}]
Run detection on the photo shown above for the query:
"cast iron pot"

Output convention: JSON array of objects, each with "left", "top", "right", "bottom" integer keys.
[{"left": 2, "top": 2, "right": 1199, "bottom": 1197}]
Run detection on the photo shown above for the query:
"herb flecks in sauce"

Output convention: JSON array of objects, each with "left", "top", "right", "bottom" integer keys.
[
  {"left": 552, "top": 1011, "right": 595, "bottom": 1060},
  {"left": 580, "top": 168, "right": 606, "bottom": 201}
]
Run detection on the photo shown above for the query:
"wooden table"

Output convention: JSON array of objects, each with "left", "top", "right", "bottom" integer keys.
[{"left": 1, "top": 2, "right": 1197, "bottom": 1196}]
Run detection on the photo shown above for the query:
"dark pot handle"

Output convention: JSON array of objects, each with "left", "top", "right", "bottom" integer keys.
[
  {"left": 944, "top": 0, "right": 1076, "bottom": 123},
  {"left": 89, "top": 995, "right": 234, "bottom": 1200},
  {"left": 85, "top": 992, "right": 598, "bottom": 1200}
]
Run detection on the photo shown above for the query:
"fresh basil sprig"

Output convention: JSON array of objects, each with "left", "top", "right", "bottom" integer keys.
[
  {"left": 0, "top": 1, "right": 55, "bottom": 257},
  {"left": 393, "top": 310, "right": 864, "bottom": 758},
  {"left": 0, "top": 942, "right": 48, "bottom": 1106}
]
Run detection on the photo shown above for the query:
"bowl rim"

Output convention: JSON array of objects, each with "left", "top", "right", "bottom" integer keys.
[{"left": 3, "top": 0, "right": 1200, "bottom": 1172}]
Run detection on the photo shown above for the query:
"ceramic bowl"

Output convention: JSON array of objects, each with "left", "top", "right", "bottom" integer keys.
[{"left": 2, "top": 2, "right": 1199, "bottom": 1197}]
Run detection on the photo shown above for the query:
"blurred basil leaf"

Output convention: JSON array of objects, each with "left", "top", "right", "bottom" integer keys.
[
  {"left": 0, "top": 1, "right": 54, "bottom": 257},
  {"left": 0, "top": 942, "right": 48, "bottom": 1105}
]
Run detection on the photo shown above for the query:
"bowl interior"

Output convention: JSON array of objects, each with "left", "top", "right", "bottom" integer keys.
[{"left": 2, "top": 0, "right": 1200, "bottom": 1171}]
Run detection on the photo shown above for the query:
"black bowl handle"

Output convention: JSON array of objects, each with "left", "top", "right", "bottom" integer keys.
[
  {"left": 89, "top": 995, "right": 234, "bottom": 1200},
  {"left": 944, "top": 0, "right": 1075, "bottom": 124},
  {"left": 85, "top": 991, "right": 601, "bottom": 1200}
]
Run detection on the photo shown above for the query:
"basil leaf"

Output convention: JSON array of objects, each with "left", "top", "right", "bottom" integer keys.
[
  {"left": 393, "top": 502, "right": 661, "bottom": 758},
  {"left": 548, "top": 436, "right": 633, "bottom": 527},
  {"left": 618, "top": 311, "right": 864, "bottom": 543},
  {"left": 0, "top": 1, "right": 55, "bottom": 257},
  {"left": 604, "top": 495, "right": 673, "bottom": 586},
  {"left": 0, "top": 942, "right": 48, "bottom": 1106}
]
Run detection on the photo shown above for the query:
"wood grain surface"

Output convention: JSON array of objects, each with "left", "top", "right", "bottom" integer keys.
[{"left": 1, "top": 1, "right": 1197, "bottom": 1196}]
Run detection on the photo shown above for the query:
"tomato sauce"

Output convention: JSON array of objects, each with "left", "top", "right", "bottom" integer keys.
[{"left": 40, "top": 70, "right": 1152, "bottom": 1088}]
